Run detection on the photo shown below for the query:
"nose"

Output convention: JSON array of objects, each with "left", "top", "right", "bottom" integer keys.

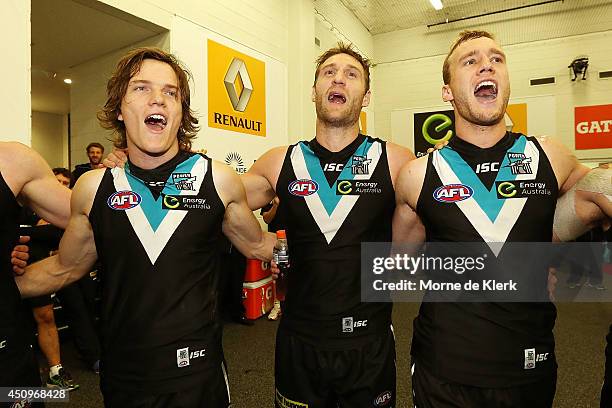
[
  {"left": 332, "top": 71, "right": 346, "bottom": 85},
  {"left": 149, "top": 88, "right": 165, "bottom": 106},
  {"left": 479, "top": 61, "right": 494, "bottom": 74}
]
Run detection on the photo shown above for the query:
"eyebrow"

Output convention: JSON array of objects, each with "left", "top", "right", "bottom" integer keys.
[
  {"left": 128, "top": 79, "right": 178, "bottom": 89},
  {"left": 457, "top": 47, "right": 506, "bottom": 61},
  {"left": 319, "top": 63, "right": 362, "bottom": 74}
]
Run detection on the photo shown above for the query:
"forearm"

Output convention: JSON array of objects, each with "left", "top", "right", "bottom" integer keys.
[
  {"left": 224, "top": 222, "right": 275, "bottom": 261},
  {"left": 15, "top": 255, "right": 84, "bottom": 298},
  {"left": 554, "top": 168, "right": 612, "bottom": 241}
]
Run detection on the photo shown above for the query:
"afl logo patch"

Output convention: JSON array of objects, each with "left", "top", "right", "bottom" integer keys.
[
  {"left": 107, "top": 191, "right": 141, "bottom": 210},
  {"left": 289, "top": 179, "right": 318, "bottom": 197},
  {"left": 374, "top": 390, "right": 392, "bottom": 406},
  {"left": 433, "top": 184, "right": 473, "bottom": 203}
]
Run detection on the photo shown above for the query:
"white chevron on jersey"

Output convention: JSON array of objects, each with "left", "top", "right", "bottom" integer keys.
[
  {"left": 291, "top": 141, "right": 383, "bottom": 244},
  {"left": 111, "top": 156, "right": 207, "bottom": 264},
  {"left": 432, "top": 140, "right": 541, "bottom": 256}
]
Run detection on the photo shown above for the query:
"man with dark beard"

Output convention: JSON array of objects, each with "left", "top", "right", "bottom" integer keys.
[
  {"left": 243, "top": 43, "right": 420, "bottom": 408},
  {"left": 73, "top": 142, "right": 105, "bottom": 181}
]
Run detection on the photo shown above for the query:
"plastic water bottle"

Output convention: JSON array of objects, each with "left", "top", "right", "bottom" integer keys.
[{"left": 273, "top": 230, "right": 290, "bottom": 301}]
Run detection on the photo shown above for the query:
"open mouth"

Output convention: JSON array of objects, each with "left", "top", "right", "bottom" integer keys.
[
  {"left": 327, "top": 92, "right": 347, "bottom": 104},
  {"left": 144, "top": 114, "right": 167, "bottom": 131},
  {"left": 474, "top": 80, "right": 498, "bottom": 100}
]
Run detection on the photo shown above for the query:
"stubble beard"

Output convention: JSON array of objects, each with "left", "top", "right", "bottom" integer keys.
[
  {"left": 454, "top": 87, "right": 510, "bottom": 127},
  {"left": 315, "top": 93, "right": 362, "bottom": 129}
]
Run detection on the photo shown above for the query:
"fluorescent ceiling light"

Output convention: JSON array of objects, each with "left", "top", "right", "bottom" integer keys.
[
  {"left": 429, "top": 0, "right": 443, "bottom": 10},
  {"left": 63, "top": 78, "right": 72, "bottom": 84}
]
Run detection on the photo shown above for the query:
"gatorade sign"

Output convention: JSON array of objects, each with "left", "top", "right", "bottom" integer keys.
[{"left": 575, "top": 104, "right": 612, "bottom": 149}]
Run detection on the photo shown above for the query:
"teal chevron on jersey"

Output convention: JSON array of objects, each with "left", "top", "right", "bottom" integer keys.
[
  {"left": 300, "top": 138, "right": 373, "bottom": 216},
  {"left": 291, "top": 139, "right": 384, "bottom": 244},
  {"left": 438, "top": 135, "right": 527, "bottom": 222},
  {"left": 112, "top": 155, "right": 207, "bottom": 264},
  {"left": 124, "top": 155, "right": 201, "bottom": 231}
]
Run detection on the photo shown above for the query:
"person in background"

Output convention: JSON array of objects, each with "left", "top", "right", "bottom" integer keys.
[{"left": 73, "top": 142, "right": 104, "bottom": 181}]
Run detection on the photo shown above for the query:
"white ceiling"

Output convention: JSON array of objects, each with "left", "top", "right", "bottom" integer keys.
[
  {"left": 31, "top": 0, "right": 166, "bottom": 114},
  {"left": 337, "top": 0, "right": 612, "bottom": 35}
]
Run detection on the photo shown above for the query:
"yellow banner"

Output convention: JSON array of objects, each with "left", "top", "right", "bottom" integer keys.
[{"left": 207, "top": 39, "right": 266, "bottom": 137}]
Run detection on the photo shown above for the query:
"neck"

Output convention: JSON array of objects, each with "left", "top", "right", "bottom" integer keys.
[
  {"left": 453, "top": 115, "right": 507, "bottom": 148},
  {"left": 314, "top": 119, "right": 361, "bottom": 152},
  {"left": 128, "top": 143, "right": 180, "bottom": 170}
]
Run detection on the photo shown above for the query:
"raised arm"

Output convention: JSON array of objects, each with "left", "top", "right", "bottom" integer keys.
[
  {"left": 241, "top": 146, "right": 286, "bottom": 210},
  {"left": 213, "top": 161, "right": 275, "bottom": 261},
  {"left": 0, "top": 142, "right": 71, "bottom": 228},
  {"left": 15, "top": 170, "right": 103, "bottom": 297}
]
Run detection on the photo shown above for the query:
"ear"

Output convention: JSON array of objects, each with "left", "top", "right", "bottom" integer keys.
[
  {"left": 361, "top": 89, "right": 371, "bottom": 108},
  {"left": 311, "top": 86, "right": 316, "bottom": 102},
  {"left": 442, "top": 84, "right": 454, "bottom": 102},
  {"left": 117, "top": 111, "right": 123, "bottom": 121}
]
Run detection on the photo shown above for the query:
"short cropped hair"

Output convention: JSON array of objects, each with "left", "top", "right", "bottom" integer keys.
[
  {"left": 86, "top": 142, "right": 104, "bottom": 153},
  {"left": 52, "top": 167, "right": 74, "bottom": 187},
  {"left": 314, "top": 42, "right": 371, "bottom": 91},
  {"left": 443, "top": 30, "right": 496, "bottom": 85}
]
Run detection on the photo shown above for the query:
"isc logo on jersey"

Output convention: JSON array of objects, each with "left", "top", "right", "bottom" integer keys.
[
  {"left": 433, "top": 184, "right": 473, "bottom": 203},
  {"left": 288, "top": 179, "right": 318, "bottom": 197},
  {"left": 342, "top": 317, "right": 367, "bottom": 333},
  {"left": 176, "top": 347, "right": 206, "bottom": 368},
  {"left": 107, "top": 191, "right": 141, "bottom": 210}
]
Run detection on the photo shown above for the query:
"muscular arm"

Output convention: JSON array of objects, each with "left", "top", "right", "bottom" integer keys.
[
  {"left": 213, "top": 162, "right": 275, "bottom": 260},
  {"left": 386, "top": 142, "right": 417, "bottom": 189},
  {"left": 15, "top": 170, "right": 102, "bottom": 297},
  {"left": 539, "top": 137, "right": 611, "bottom": 240},
  {"left": 241, "top": 146, "right": 286, "bottom": 210},
  {"left": 0, "top": 142, "right": 71, "bottom": 228},
  {"left": 392, "top": 157, "right": 427, "bottom": 244}
]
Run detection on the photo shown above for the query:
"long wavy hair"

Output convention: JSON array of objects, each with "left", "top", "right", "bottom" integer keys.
[{"left": 97, "top": 47, "right": 199, "bottom": 151}]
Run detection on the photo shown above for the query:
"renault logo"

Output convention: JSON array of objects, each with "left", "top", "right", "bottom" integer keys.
[{"left": 224, "top": 58, "right": 253, "bottom": 112}]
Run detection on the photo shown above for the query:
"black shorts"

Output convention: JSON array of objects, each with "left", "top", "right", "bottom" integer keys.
[
  {"left": 274, "top": 327, "right": 396, "bottom": 408},
  {"left": 27, "top": 295, "right": 53, "bottom": 309},
  {"left": 0, "top": 347, "right": 44, "bottom": 408},
  {"left": 411, "top": 359, "right": 556, "bottom": 408},
  {"left": 101, "top": 361, "right": 230, "bottom": 408}
]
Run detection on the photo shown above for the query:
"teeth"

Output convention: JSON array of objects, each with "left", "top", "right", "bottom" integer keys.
[
  {"left": 146, "top": 114, "right": 167, "bottom": 124},
  {"left": 328, "top": 93, "right": 346, "bottom": 102},
  {"left": 475, "top": 81, "right": 496, "bottom": 92}
]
